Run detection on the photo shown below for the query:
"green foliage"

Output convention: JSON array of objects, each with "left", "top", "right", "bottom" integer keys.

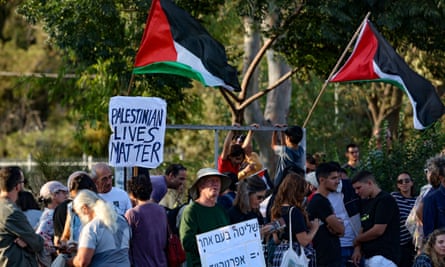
[
  {"left": 361, "top": 123, "right": 445, "bottom": 193},
  {"left": 28, "top": 148, "right": 89, "bottom": 193},
  {"left": 17, "top": 0, "right": 230, "bottom": 155},
  {"left": 9, "top": 0, "right": 445, "bottom": 170},
  {"left": 288, "top": 73, "right": 370, "bottom": 158}
]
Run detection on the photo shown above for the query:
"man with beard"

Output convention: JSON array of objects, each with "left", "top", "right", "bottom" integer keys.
[
  {"left": 307, "top": 162, "right": 345, "bottom": 267},
  {"left": 0, "top": 166, "right": 44, "bottom": 266},
  {"left": 150, "top": 163, "right": 187, "bottom": 204},
  {"left": 179, "top": 168, "right": 232, "bottom": 267}
]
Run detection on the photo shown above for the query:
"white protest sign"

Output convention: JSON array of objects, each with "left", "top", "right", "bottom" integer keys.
[
  {"left": 196, "top": 219, "right": 265, "bottom": 267},
  {"left": 108, "top": 96, "right": 166, "bottom": 168}
]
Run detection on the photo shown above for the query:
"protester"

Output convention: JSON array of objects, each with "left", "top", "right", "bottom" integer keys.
[
  {"left": 342, "top": 144, "right": 360, "bottom": 178},
  {"left": 53, "top": 171, "right": 97, "bottom": 247},
  {"left": 126, "top": 174, "right": 168, "bottom": 267},
  {"left": 306, "top": 153, "right": 317, "bottom": 173},
  {"left": 68, "top": 189, "right": 131, "bottom": 267},
  {"left": 406, "top": 159, "right": 442, "bottom": 254},
  {"left": 351, "top": 170, "right": 400, "bottom": 267},
  {"left": 90, "top": 162, "right": 132, "bottom": 215},
  {"left": 228, "top": 175, "right": 267, "bottom": 225},
  {"left": 0, "top": 166, "right": 44, "bottom": 266},
  {"left": 36, "top": 180, "right": 68, "bottom": 267},
  {"left": 326, "top": 163, "right": 362, "bottom": 267},
  {"left": 236, "top": 124, "right": 264, "bottom": 180},
  {"left": 218, "top": 123, "right": 246, "bottom": 175},
  {"left": 271, "top": 125, "right": 305, "bottom": 188},
  {"left": 412, "top": 228, "right": 445, "bottom": 267},
  {"left": 307, "top": 162, "right": 345, "bottom": 267},
  {"left": 270, "top": 172, "right": 319, "bottom": 267},
  {"left": 391, "top": 172, "right": 416, "bottom": 267},
  {"left": 150, "top": 163, "right": 187, "bottom": 204},
  {"left": 179, "top": 168, "right": 231, "bottom": 267},
  {"left": 217, "top": 171, "right": 238, "bottom": 210},
  {"left": 17, "top": 190, "right": 42, "bottom": 229},
  {"left": 305, "top": 171, "right": 318, "bottom": 202},
  {"left": 422, "top": 154, "right": 445, "bottom": 239}
]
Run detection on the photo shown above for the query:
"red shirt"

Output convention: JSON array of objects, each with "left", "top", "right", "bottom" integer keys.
[{"left": 218, "top": 156, "right": 240, "bottom": 174}]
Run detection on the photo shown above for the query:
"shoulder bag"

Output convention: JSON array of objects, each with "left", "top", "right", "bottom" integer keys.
[
  {"left": 279, "top": 206, "right": 309, "bottom": 267},
  {"left": 166, "top": 224, "right": 186, "bottom": 267}
]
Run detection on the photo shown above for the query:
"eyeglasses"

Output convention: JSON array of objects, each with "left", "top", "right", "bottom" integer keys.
[
  {"left": 397, "top": 178, "right": 412, "bottom": 184},
  {"left": 100, "top": 175, "right": 113, "bottom": 181},
  {"left": 55, "top": 190, "right": 68, "bottom": 195}
]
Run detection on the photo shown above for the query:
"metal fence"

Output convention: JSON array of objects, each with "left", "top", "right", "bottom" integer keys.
[{"left": 0, "top": 154, "right": 103, "bottom": 172}]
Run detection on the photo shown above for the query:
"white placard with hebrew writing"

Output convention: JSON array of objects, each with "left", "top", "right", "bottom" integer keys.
[
  {"left": 108, "top": 96, "right": 166, "bottom": 168},
  {"left": 196, "top": 218, "right": 265, "bottom": 267}
]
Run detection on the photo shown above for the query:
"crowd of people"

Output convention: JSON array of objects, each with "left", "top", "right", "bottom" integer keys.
[{"left": 0, "top": 125, "right": 445, "bottom": 267}]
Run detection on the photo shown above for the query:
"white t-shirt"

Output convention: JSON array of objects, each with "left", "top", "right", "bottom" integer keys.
[{"left": 99, "top": 187, "right": 132, "bottom": 215}]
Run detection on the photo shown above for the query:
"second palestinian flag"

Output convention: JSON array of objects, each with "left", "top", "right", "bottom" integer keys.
[
  {"left": 330, "top": 19, "right": 444, "bottom": 130},
  {"left": 133, "top": 0, "right": 241, "bottom": 91}
]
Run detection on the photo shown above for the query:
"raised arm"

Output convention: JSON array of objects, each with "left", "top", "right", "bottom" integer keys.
[
  {"left": 271, "top": 124, "right": 286, "bottom": 150},
  {"left": 220, "top": 123, "right": 240, "bottom": 160},
  {"left": 242, "top": 124, "right": 259, "bottom": 154}
]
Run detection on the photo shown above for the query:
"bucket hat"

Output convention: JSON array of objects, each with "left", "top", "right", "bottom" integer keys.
[{"left": 189, "top": 168, "right": 231, "bottom": 200}]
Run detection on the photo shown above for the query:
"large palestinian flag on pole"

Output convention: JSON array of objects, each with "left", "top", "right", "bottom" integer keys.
[
  {"left": 330, "top": 19, "right": 445, "bottom": 130},
  {"left": 133, "top": 0, "right": 241, "bottom": 91}
]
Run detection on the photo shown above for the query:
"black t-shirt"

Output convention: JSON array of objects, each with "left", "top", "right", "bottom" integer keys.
[
  {"left": 279, "top": 206, "right": 307, "bottom": 242},
  {"left": 307, "top": 193, "right": 341, "bottom": 265},
  {"left": 228, "top": 205, "right": 264, "bottom": 225},
  {"left": 53, "top": 199, "right": 72, "bottom": 238},
  {"left": 360, "top": 191, "right": 400, "bottom": 264}
]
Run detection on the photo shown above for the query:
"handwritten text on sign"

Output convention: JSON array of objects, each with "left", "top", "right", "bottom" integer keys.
[
  {"left": 108, "top": 96, "right": 166, "bottom": 168},
  {"left": 196, "top": 219, "right": 265, "bottom": 267}
]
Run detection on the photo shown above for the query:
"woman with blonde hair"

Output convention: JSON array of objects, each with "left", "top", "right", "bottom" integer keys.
[
  {"left": 270, "top": 172, "right": 320, "bottom": 267},
  {"left": 67, "top": 189, "right": 130, "bottom": 267},
  {"left": 413, "top": 228, "right": 445, "bottom": 267}
]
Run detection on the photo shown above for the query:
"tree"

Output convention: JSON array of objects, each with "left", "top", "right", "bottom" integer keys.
[{"left": 16, "top": 0, "right": 445, "bottom": 175}]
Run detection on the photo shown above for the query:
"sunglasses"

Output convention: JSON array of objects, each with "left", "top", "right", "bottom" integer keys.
[
  {"left": 397, "top": 178, "right": 412, "bottom": 184},
  {"left": 254, "top": 194, "right": 266, "bottom": 201}
]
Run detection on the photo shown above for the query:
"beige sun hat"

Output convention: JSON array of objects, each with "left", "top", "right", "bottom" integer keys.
[
  {"left": 39, "top": 181, "right": 68, "bottom": 199},
  {"left": 189, "top": 168, "right": 231, "bottom": 200}
]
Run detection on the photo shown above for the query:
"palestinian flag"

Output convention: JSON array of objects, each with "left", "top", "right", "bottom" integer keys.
[
  {"left": 330, "top": 19, "right": 445, "bottom": 130},
  {"left": 133, "top": 0, "right": 241, "bottom": 91}
]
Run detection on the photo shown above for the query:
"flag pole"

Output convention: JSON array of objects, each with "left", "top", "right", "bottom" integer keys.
[
  {"left": 126, "top": 73, "right": 135, "bottom": 95},
  {"left": 302, "top": 12, "right": 371, "bottom": 128}
]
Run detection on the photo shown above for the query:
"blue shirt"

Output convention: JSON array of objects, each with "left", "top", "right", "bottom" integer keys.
[
  {"left": 422, "top": 184, "right": 445, "bottom": 238},
  {"left": 272, "top": 145, "right": 304, "bottom": 188}
]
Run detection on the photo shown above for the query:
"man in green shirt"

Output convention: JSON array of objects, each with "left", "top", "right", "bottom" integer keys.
[
  {"left": 179, "top": 168, "right": 231, "bottom": 267},
  {"left": 0, "top": 166, "right": 44, "bottom": 267}
]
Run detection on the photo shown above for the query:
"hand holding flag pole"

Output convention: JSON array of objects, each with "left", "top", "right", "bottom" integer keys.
[{"left": 303, "top": 12, "right": 371, "bottom": 128}]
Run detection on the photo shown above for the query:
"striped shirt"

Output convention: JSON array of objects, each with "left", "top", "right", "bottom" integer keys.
[{"left": 391, "top": 191, "right": 416, "bottom": 245}]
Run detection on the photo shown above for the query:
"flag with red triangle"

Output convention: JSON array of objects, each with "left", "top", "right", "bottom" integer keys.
[
  {"left": 330, "top": 19, "right": 444, "bottom": 130},
  {"left": 133, "top": 0, "right": 241, "bottom": 91}
]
